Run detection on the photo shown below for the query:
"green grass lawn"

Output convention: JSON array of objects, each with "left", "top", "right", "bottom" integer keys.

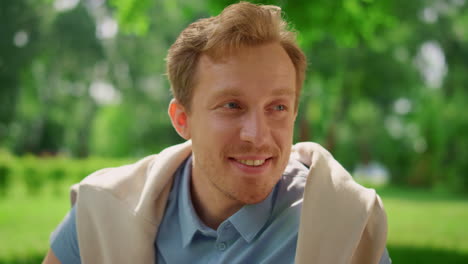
[
  {"left": 0, "top": 183, "right": 467, "bottom": 263},
  {"left": 376, "top": 186, "right": 468, "bottom": 263},
  {"left": 0, "top": 183, "right": 71, "bottom": 264}
]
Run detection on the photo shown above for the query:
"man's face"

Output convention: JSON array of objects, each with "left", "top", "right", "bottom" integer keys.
[{"left": 187, "top": 42, "right": 297, "bottom": 205}]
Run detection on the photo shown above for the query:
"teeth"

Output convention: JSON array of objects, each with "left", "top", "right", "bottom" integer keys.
[{"left": 237, "top": 159, "right": 266, "bottom": 166}]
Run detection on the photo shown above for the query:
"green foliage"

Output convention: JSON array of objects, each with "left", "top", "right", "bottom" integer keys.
[
  {"left": 110, "top": 0, "right": 152, "bottom": 35},
  {"left": 0, "top": 165, "right": 11, "bottom": 197},
  {"left": 1, "top": 0, "right": 468, "bottom": 194},
  {"left": 0, "top": 0, "right": 41, "bottom": 125},
  {"left": 0, "top": 149, "right": 135, "bottom": 197},
  {"left": 205, "top": 0, "right": 395, "bottom": 48},
  {"left": 89, "top": 104, "right": 183, "bottom": 157},
  {"left": 22, "top": 163, "right": 44, "bottom": 196},
  {"left": 90, "top": 105, "right": 134, "bottom": 157},
  {"left": 51, "top": 5, "right": 104, "bottom": 67}
]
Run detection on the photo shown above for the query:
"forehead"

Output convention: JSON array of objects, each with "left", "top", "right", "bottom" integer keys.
[
  {"left": 194, "top": 43, "right": 296, "bottom": 96},
  {"left": 200, "top": 42, "right": 294, "bottom": 71}
]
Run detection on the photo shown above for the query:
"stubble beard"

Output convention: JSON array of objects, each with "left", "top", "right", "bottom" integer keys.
[{"left": 193, "top": 142, "right": 289, "bottom": 205}]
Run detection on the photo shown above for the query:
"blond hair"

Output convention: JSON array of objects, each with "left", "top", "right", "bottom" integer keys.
[{"left": 166, "top": 2, "right": 307, "bottom": 111}]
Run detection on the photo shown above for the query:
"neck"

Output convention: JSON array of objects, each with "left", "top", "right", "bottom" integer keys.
[{"left": 190, "top": 168, "right": 243, "bottom": 230}]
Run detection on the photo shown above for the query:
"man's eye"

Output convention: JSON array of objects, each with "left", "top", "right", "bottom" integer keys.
[
  {"left": 223, "top": 102, "right": 240, "bottom": 109},
  {"left": 274, "top": 104, "right": 287, "bottom": 111}
]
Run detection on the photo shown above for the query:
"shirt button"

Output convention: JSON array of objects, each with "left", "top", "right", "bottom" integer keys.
[{"left": 217, "top": 242, "right": 227, "bottom": 251}]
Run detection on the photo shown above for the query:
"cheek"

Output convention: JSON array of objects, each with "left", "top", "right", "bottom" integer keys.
[
  {"left": 198, "top": 114, "right": 238, "bottom": 138},
  {"left": 272, "top": 118, "right": 295, "bottom": 142},
  {"left": 190, "top": 115, "right": 236, "bottom": 151},
  {"left": 211, "top": 118, "right": 235, "bottom": 132}
]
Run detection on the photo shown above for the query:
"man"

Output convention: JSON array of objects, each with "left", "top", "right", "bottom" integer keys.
[{"left": 43, "top": 2, "right": 390, "bottom": 264}]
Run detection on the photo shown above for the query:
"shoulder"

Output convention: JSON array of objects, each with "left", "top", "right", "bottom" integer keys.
[
  {"left": 290, "top": 141, "right": 387, "bottom": 236},
  {"left": 279, "top": 158, "right": 309, "bottom": 199},
  {"left": 291, "top": 142, "right": 388, "bottom": 263},
  {"left": 70, "top": 154, "right": 158, "bottom": 205},
  {"left": 290, "top": 142, "right": 334, "bottom": 169},
  {"left": 80, "top": 154, "right": 158, "bottom": 189},
  {"left": 291, "top": 141, "right": 368, "bottom": 194},
  {"left": 71, "top": 141, "right": 193, "bottom": 205}
]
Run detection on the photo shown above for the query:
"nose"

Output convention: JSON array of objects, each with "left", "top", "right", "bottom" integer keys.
[{"left": 239, "top": 110, "right": 268, "bottom": 145}]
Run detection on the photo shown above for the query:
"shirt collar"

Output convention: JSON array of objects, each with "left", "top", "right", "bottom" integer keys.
[
  {"left": 229, "top": 185, "right": 276, "bottom": 243},
  {"left": 178, "top": 155, "right": 276, "bottom": 246}
]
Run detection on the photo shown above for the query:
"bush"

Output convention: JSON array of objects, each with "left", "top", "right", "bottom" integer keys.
[
  {"left": 0, "top": 150, "right": 135, "bottom": 197},
  {"left": 0, "top": 165, "right": 11, "bottom": 196}
]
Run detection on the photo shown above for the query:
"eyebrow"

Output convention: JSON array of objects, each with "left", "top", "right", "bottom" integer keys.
[
  {"left": 271, "top": 88, "right": 295, "bottom": 96},
  {"left": 211, "top": 89, "right": 242, "bottom": 99},
  {"left": 210, "top": 87, "right": 295, "bottom": 100}
]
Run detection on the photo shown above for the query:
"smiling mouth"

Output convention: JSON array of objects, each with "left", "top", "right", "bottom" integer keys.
[
  {"left": 237, "top": 159, "right": 266, "bottom": 166},
  {"left": 229, "top": 157, "right": 273, "bottom": 167}
]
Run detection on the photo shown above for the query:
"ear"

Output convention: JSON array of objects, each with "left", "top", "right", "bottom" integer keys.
[{"left": 168, "top": 99, "right": 191, "bottom": 140}]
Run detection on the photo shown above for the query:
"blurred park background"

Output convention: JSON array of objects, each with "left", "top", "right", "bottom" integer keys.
[{"left": 1, "top": 0, "right": 467, "bottom": 263}]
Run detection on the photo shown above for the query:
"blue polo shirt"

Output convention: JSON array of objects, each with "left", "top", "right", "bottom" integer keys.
[
  {"left": 156, "top": 155, "right": 306, "bottom": 263},
  {"left": 50, "top": 155, "right": 391, "bottom": 263}
]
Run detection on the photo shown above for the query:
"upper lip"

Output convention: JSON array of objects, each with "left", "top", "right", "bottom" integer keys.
[{"left": 230, "top": 155, "right": 272, "bottom": 160}]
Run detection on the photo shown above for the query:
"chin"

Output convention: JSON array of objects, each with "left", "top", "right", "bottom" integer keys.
[{"left": 236, "top": 188, "right": 272, "bottom": 205}]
